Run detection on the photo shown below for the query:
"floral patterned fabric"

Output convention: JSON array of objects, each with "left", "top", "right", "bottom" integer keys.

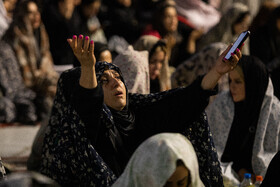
[
  {"left": 40, "top": 68, "right": 117, "bottom": 186},
  {"left": 113, "top": 46, "right": 150, "bottom": 94},
  {"left": 171, "top": 42, "right": 228, "bottom": 91},
  {"left": 0, "top": 157, "right": 6, "bottom": 180},
  {"left": 40, "top": 63, "right": 223, "bottom": 186}
]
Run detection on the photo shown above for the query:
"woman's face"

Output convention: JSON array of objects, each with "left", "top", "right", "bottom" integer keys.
[
  {"left": 162, "top": 6, "right": 178, "bottom": 33},
  {"left": 164, "top": 165, "right": 190, "bottom": 187},
  {"left": 27, "top": 1, "right": 41, "bottom": 29},
  {"left": 83, "top": 1, "right": 101, "bottom": 18},
  {"left": 101, "top": 69, "right": 127, "bottom": 111},
  {"left": 229, "top": 68, "right": 246, "bottom": 102},
  {"left": 117, "top": 0, "right": 131, "bottom": 7},
  {"left": 149, "top": 48, "right": 165, "bottom": 80},
  {"left": 233, "top": 14, "right": 251, "bottom": 35}
]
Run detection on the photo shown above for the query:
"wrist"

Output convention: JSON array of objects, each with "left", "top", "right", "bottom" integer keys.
[
  {"left": 80, "top": 66, "right": 97, "bottom": 89},
  {"left": 212, "top": 68, "right": 223, "bottom": 79}
]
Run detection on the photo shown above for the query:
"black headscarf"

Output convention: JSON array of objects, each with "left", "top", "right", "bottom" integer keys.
[
  {"left": 222, "top": 55, "right": 269, "bottom": 173},
  {"left": 95, "top": 62, "right": 136, "bottom": 174},
  {"left": 95, "top": 61, "right": 135, "bottom": 136}
]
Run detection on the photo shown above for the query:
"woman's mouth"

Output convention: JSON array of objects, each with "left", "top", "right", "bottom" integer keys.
[{"left": 115, "top": 91, "right": 123, "bottom": 97}]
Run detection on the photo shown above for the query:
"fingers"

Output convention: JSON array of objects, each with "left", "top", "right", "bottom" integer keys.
[
  {"left": 67, "top": 35, "right": 77, "bottom": 51},
  {"left": 68, "top": 34, "right": 93, "bottom": 53},
  {"left": 77, "top": 34, "right": 83, "bottom": 51},
  {"left": 239, "top": 42, "right": 245, "bottom": 51},
  {"left": 221, "top": 44, "right": 233, "bottom": 59},
  {"left": 83, "top": 36, "right": 90, "bottom": 51},
  {"left": 235, "top": 47, "right": 242, "bottom": 59},
  {"left": 89, "top": 40, "right": 94, "bottom": 54}
]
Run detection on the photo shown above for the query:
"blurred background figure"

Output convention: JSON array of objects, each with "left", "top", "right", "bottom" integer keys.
[
  {"left": 113, "top": 46, "right": 150, "bottom": 94},
  {"left": 94, "top": 41, "right": 112, "bottom": 63},
  {"left": 0, "top": 0, "right": 17, "bottom": 39},
  {"left": 206, "top": 55, "right": 280, "bottom": 184},
  {"left": 217, "top": 0, "right": 280, "bottom": 19},
  {"left": 101, "top": 0, "right": 142, "bottom": 44},
  {"left": 249, "top": 1, "right": 279, "bottom": 33},
  {"left": 77, "top": 0, "right": 107, "bottom": 44},
  {"left": 197, "top": 2, "right": 251, "bottom": 55},
  {"left": 134, "top": 35, "right": 171, "bottom": 92},
  {"left": 42, "top": 0, "right": 81, "bottom": 66},
  {"left": 141, "top": 0, "right": 207, "bottom": 68},
  {"left": 112, "top": 133, "right": 204, "bottom": 187},
  {"left": 250, "top": 5, "right": 280, "bottom": 100},
  {"left": 3, "top": 0, "right": 59, "bottom": 122},
  {"left": 174, "top": 0, "right": 220, "bottom": 34},
  {"left": 0, "top": 41, "right": 38, "bottom": 124},
  {"left": 142, "top": 1, "right": 178, "bottom": 65},
  {"left": 171, "top": 42, "right": 228, "bottom": 104}
]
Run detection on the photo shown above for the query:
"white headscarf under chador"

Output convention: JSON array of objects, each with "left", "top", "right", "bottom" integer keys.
[{"left": 112, "top": 133, "right": 204, "bottom": 187}]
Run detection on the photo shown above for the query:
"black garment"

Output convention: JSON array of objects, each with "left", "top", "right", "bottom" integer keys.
[
  {"left": 73, "top": 70, "right": 215, "bottom": 177},
  {"left": 41, "top": 62, "right": 223, "bottom": 186},
  {"left": 169, "top": 20, "right": 195, "bottom": 68},
  {"left": 150, "top": 78, "right": 160, "bottom": 93},
  {"left": 250, "top": 7, "right": 280, "bottom": 99},
  {"left": 261, "top": 151, "right": 280, "bottom": 187},
  {"left": 42, "top": 2, "right": 81, "bottom": 66},
  {"left": 221, "top": 101, "right": 254, "bottom": 173},
  {"left": 102, "top": 1, "right": 142, "bottom": 44},
  {"left": 221, "top": 55, "right": 269, "bottom": 174}
]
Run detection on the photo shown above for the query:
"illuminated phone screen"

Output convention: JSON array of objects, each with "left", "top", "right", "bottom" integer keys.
[{"left": 225, "top": 31, "right": 250, "bottom": 60}]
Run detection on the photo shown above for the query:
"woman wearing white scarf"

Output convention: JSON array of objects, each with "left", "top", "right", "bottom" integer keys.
[
  {"left": 112, "top": 133, "right": 204, "bottom": 187},
  {"left": 206, "top": 55, "right": 280, "bottom": 183}
]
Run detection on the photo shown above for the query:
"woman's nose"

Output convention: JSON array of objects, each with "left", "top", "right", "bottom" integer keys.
[{"left": 110, "top": 77, "right": 121, "bottom": 88}]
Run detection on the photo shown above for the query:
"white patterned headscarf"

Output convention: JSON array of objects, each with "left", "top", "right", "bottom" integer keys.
[
  {"left": 113, "top": 46, "right": 150, "bottom": 94},
  {"left": 112, "top": 133, "right": 204, "bottom": 187}
]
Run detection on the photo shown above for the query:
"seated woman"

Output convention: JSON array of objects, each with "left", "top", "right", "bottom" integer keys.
[
  {"left": 134, "top": 35, "right": 171, "bottom": 93},
  {"left": 206, "top": 55, "right": 280, "bottom": 183},
  {"left": 112, "top": 133, "right": 204, "bottom": 187},
  {"left": 3, "top": 0, "right": 59, "bottom": 121},
  {"left": 40, "top": 34, "right": 242, "bottom": 186},
  {"left": 0, "top": 41, "right": 37, "bottom": 124}
]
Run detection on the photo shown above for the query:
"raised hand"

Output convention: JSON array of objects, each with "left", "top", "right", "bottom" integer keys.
[
  {"left": 67, "top": 35, "right": 97, "bottom": 89},
  {"left": 67, "top": 35, "right": 96, "bottom": 68},
  {"left": 201, "top": 43, "right": 243, "bottom": 90},
  {"left": 214, "top": 43, "right": 243, "bottom": 76}
]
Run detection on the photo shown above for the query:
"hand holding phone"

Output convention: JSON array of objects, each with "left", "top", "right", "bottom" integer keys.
[{"left": 224, "top": 30, "right": 250, "bottom": 61}]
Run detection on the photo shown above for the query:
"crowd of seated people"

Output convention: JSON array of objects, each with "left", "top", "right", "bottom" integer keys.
[{"left": 1, "top": 0, "right": 280, "bottom": 186}]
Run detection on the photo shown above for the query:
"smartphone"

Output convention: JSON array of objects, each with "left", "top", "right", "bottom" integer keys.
[{"left": 224, "top": 30, "right": 250, "bottom": 61}]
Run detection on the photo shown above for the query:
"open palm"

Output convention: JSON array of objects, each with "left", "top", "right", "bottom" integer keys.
[{"left": 67, "top": 35, "right": 96, "bottom": 68}]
